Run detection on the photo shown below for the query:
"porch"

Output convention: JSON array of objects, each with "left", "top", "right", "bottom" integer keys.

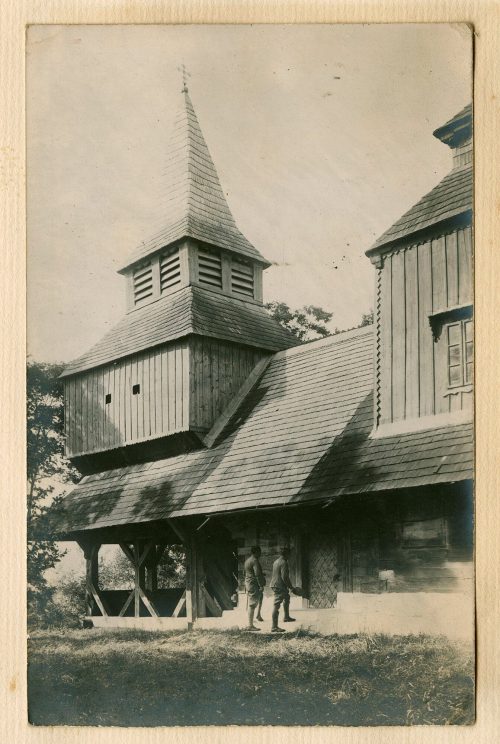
[
  {"left": 86, "top": 590, "right": 473, "bottom": 640},
  {"left": 73, "top": 485, "right": 473, "bottom": 641}
]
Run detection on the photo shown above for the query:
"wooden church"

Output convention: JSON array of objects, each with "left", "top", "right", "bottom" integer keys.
[{"left": 52, "top": 84, "right": 473, "bottom": 636}]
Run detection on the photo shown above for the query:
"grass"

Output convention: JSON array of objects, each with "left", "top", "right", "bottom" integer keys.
[{"left": 28, "top": 628, "right": 474, "bottom": 727}]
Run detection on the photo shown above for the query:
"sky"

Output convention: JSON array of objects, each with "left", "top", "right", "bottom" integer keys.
[{"left": 27, "top": 23, "right": 472, "bottom": 365}]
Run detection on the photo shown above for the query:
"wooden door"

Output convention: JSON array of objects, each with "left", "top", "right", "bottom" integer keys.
[
  {"left": 307, "top": 534, "right": 340, "bottom": 608},
  {"left": 203, "top": 533, "right": 238, "bottom": 611}
]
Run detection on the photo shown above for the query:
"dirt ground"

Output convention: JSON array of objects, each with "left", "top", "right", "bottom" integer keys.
[{"left": 28, "top": 628, "right": 474, "bottom": 727}]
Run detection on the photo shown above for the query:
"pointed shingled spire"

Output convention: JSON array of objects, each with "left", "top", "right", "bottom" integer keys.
[{"left": 120, "top": 84, "right": 270, "bottom": 272}]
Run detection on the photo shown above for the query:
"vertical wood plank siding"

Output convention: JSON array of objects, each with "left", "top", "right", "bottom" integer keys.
[
  {"left": 64, "top": 339, "right": 191, "bottom": 457},
  {"left": 378, "top": 226, "right": 472, "bottom": 425},
  {"left": 391, "top": 251, "right": 406, "bottom": 421},
  {"left": 63, "top": 337, "right": 265, "bottom": 457},
  {"left": 189, "top": 338, "right": 267, "bottom": 430}
]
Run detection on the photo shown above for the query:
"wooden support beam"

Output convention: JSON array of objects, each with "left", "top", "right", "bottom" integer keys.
[
  {"left": 138, "top": 541, "right": 154, "bottom": 567},
  {"left": 165, "top": 518, "right": 187, "bottom": 544},
  {"left": 83, "top": 543, "right": 101, "bottom": 617},
  {"left": 202, "top": 356, "right": 272, "bottom": 448},
  {"left": 172, "top": 590, "right": 187, "bottom": 618},
  {"left": 119, "top": 540, "right": 160, "bottom": 617},
  {"left": 184, "top": 537, "right": 197, "bottom": 625},
  {"left": 146, "top": 550, "right": 158, "bottom": 592},
  {"left": 118, "top": 588, "right": 135, "bottom": 617},
  {"left": 206, "top": 562, "right": 234, "bottom": 610},
  {"left": 119, "top": 542, "right": 135, "bottom": 564},
  {"left": 201, "top": 585, "right": 222, "bottom": 617},
  {"left": 196, "top": 542, "right": 206, "bottom": 618},
  {"left": 138, "top": 588, "right": 159, "bottom": 618},
  {"left": 133, "top": 544, "right": 141, "bottom": 617},
  {"left": 89, "top": 583, "right": 108, "bottom": 617}
]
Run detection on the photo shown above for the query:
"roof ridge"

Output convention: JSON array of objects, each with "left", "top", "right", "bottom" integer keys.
[{"left": 273, "top": 324, "right": 374, "bottom": 361}]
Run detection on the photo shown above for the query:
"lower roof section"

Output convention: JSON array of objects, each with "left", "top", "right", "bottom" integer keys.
[{"left": 53, "top": 326, "right": 473, "bottom": 535}]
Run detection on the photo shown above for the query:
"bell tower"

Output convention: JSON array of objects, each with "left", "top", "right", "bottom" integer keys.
[{"left": 60, "top": 76, "right": 296, "bottom": 472}]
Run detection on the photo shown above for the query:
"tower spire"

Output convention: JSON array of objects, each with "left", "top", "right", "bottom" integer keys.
[
  {"left": 177, "top": 63, "right": 191, "bottom": 94},
  {"left": 120, "top": 77, "right": 270, "bottom": 272}
]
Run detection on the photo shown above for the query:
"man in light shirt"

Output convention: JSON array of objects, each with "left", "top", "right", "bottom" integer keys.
[{"left": 243, "top": 546, "right": 266, "bottom": 631}]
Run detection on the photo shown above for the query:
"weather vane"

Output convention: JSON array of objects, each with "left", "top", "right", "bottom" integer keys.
[{"left": 177, "top": 64, "right": 191, "bottom": 93}]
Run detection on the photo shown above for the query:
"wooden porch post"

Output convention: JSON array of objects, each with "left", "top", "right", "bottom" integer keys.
[
  {"left": 145, "top": 546, "right": 161, "bottom": 592},
  {"left": 85, "top": 545, "right": 99, "bottom": 616},
  {"left": 185, "top": 534, "right": 207, "bottom": 626},
  {"left": 294, "top": 529, "right": 309, "bottom": 609},
  {"left": 133, "top": 543, "right": 142, "bottom": 617},
  {"left": 79, "top": 542, "right": 108, "bottom": 617}
]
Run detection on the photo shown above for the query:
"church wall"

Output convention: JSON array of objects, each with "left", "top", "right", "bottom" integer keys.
[
  {"left": 214, "top": 485, "right": 473, "bottom": 607},
  {"left": 377, "top": 224, "right": 473, "bottom": 426},
  {"left": 188, "top": 337, "right": 268, "bottom": 431},
  {"left": 64, "top": 339, "right": 190, "bottom": 457}
]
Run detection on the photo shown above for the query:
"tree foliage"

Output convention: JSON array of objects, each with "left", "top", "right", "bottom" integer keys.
[
  {"left": 265, "top": 301, "right": 337, "bottom": 342},
  {"left": 97, "top": 546, "right": 186, "bottom": 589},
  {"left": 358, "top": 310, "right": 374, "bottom": 327},
  {"left": 27, "top": 361, "right": 79, "bottom": 624},
  {"left": 54, "top": 548, "right": 186, "bottom": 627},
  {"left": 265, "top": 301, "right": 374, "bottom": 342}
]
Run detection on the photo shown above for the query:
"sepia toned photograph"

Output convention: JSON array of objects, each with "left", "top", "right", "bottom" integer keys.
[{"left": 27, "top": 24, "right": 474, "bottom": 726}]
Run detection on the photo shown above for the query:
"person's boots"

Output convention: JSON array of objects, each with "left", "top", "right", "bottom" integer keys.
[
  {"left": 283, "top": 597, "right": 295, "bottom": 622},
  {"left": 256, "top": 599, "right": 264, "bottom": 622},
  {"left": 271, "top": 608, "right": 285, "bottom": 633},
  {"left": 244, "top": 605, "right": 260, "bottom": 631}
]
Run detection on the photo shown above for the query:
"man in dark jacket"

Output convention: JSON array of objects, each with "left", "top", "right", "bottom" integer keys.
[
  {"left": 243, "top": 546, "right": 266, "bottom": 631},
  {"left": 270, "top": 546, "right": 297, "bottom": 633}
]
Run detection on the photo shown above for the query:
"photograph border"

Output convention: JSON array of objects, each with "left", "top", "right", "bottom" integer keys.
[{"left": 2, "top": 2, "right": 499, "bottom": 743}]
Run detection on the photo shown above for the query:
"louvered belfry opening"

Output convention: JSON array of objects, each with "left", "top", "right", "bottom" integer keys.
[
  {"left": 231, "top": 258, "right": 254, "bottom": 298},
  {"left": 133, "top": 261, "right": 154, "bottom": 306},
  {"left": 160, "top": 248, "right": 181, "bottom": 293},
  {"left": 198, "top": 247, "right": 223, "bottom": 288}
]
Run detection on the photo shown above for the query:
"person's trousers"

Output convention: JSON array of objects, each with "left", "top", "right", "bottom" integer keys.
[{"left": 272, "top": 588, "right": 290, "bottom": 627}]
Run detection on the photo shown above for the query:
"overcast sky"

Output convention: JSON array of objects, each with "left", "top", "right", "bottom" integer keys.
[{"left": 27, "top": 24, "right": 472, "bottom": 364}]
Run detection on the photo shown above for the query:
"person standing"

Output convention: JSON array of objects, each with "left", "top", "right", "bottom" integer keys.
[
  {"left": 270, "top": 546, "right": 297, "bottom": 633},
  {"left": 243, "top": 546, "right": 266, "bottom": 631}
]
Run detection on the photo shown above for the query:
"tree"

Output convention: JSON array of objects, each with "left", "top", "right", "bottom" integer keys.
[
  {"left": 96, "top": 547, "right": 186, "bottom": 590},
  {"left": 265, "top": 301, "right": 337, "bottom": 342},
  {"left": 358, "top": 310, "right": 374, "bottom": 327},
  {"left": 27, "top": 361, "right": 79, "bottom": 624}
]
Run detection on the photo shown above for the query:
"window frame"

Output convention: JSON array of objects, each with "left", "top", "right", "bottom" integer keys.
[{"left": 446, "top": 318, "right": 473, "bottom": 389}]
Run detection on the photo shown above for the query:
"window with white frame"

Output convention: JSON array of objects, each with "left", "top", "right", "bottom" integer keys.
[{"left": 447, "top": 319, "right": 473, "bottom": 388}]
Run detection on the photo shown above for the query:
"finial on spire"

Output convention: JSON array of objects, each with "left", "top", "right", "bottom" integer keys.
[{"left": 177, "top": 64, "right": 191, "bottom": 94}]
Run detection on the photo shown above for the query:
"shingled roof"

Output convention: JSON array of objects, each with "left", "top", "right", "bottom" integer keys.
[
  {"left": 368, "top": 103, "right": 473, "bottom": 255},
  {"left": 60, "top": 285, "right": 296, "bottom": 377},
  {"left": 367, "top": 163, "right": 472, "bottom": 253},
  {"left": 120, "top": 89, "right": 268, "bottom": 272},
  {"left": 54, "top": 326, "right": 473, "bottom": 534},
  {"left": 433, "top": 103, "right": 472, "bottom": 147}
]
